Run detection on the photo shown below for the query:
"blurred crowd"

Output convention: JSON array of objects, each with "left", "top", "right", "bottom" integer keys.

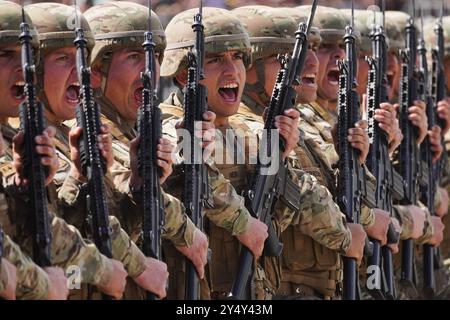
[{"left": 9, "top": 0, "right": 450, "bottom": 27}]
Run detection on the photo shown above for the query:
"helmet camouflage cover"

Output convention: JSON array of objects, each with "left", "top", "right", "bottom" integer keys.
[
  {"left": 385, "top": 11, "right": 411, "bottom": 54},
  {"left": 298, "top": 5, "right": 360, "bottom": 46},
  {"left": 231, "top": 6, "right": 299, "bottom": 62},
  {"left": 424, "top": 16, "right": 450, "bottom": 58},
  {"left": 281, "top": 7, "right": 321, "bottom": 47},
  {"left": 25, "top": 2, "right": 94, "bottom": 54},
  {"left": 161, "top": 7, "right": 251, "bottom": 78},
  {"left": 84, "top": 1, "right": 166, "bottom": 67},
  {"left": 342, "top": 9, "right": 385, "bottom": 54},
  {"left": 0, "top": 0, "right": 39, "bottom": 50}
]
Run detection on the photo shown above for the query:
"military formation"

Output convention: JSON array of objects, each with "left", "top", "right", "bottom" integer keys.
[{"left": 0, "top": 0, "right": 450, "bottom": 300}]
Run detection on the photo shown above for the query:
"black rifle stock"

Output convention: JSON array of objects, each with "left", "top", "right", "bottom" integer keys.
[
  {"left": 73, "top": 6, "right": 113, "bottom": 300},
  {"left": 137, "top": 2, "right": 164, "bottom": 300},
  {"left": 19, "top": 8, "right": 52, "bottom": 268},
  {"left": 183, "top": 2, "right": 211, "bottom": 300},
  {"left": 228, "top": 1, "right": 318, "bottom": 300},
  {"left": 336, "top": 7, "right": 375, "bottom": 299},
  {"left": 398, "top": 11, "right": 420, "bottom": 290},
  {"left": 365, "top": 5, "right": 401, "bottom": 300}
]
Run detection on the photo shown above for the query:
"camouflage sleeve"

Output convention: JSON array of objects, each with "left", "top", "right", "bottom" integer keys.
[
  {"left": 392, "top": 204, "right": 434, "bottom": 243},
  {"left": 48, "top": 214, "right": 113, "bottom": 287},
  {"left": 392, "top": 205, "right": 415, "bottom": 240},
  {"left": 161, "top": 192, "right": 195, "bottom": 247},
  {"left": 287, "top": 169, "right": 352, "bottom": 254},
  {"left": 108, "top": 215, "right": 146, "bottom": 278},
  {"left": 0, "top": 259, "right": 6, "bottom": 293},
  {"left": 110, "top": 160, "right": 195, "bottom": 247},
  {"left": 58, "top": 173, "right": 147, "bottom": 278},
  {"left": 360, "top": 206, "right": 375, "bottom": 229},
  {"left": 416, "top": 202, "right": 434, "bottom": 245},
  {"left": 204, "top": 160, "right": 250, "bottom": 236},
  {"left": 2, "top": 233, "right": 50, "bottom": 300}
]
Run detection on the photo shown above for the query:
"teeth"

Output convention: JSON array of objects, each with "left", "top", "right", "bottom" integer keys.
[
  {"left": 15, "top": 81, "right": 25, "bottom": 86},
  {"left": 303, "top": 74, "right": 316, "bottom": 79},
  {"left": 71, "top": 82, "right": 80, "bottom": 87},
  {"left": 221, "top": 83, "right": 238, "bottom": 89}
]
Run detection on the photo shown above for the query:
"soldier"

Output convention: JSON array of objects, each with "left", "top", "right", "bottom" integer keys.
[
  {"left": 0, "top": 0, "right": 136, "bottom": 300},
  {"left": 230, "top": 5, "right": 394, "bottom": 299},
  {"left": 22, "top": 2, "right": 172, "bottom": 299},
  {"left": 82, "top": 0, "right": 210, "bottom": 299},
  {"left": 160, "top": 6, "right": 304, "bottom": 299}
]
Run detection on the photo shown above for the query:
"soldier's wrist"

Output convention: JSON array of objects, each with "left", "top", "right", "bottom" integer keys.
[{"left": 231, "top": 208, "right": 251, "bottom": 236}]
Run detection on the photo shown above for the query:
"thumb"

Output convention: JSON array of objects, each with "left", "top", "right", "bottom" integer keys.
[{"left": 69, "top": 127, "right": 82, "bottom": 149}]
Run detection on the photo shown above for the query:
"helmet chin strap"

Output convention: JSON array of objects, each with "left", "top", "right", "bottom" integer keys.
[{"left": 243, "top": 59, "right": 271, "bottom": 105}]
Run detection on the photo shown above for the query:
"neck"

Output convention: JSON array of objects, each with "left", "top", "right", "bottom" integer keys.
[
  {"left": 316, "top": 96, "right": 329, "bottom": 110},
  {"left": 214, "top": 115, "right": 229, "bottom": 128},
  {"left": 44, "top": 110, "right": 63, "bottom": 126},
  {"left": 245, "top": 90, "right": 265, "bottom": 109},
  {"left": 0, "top": 116, "right": 9, "bottom": 124}
]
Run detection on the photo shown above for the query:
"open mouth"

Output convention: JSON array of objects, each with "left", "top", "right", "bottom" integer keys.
[
  {"left": 11, "top": 81, "right": 25, "bottom": 100},
  {"left": 66, "top": 83, "right": 80, "bottom": 104},
  {"left": 302, "top": 73, "right": 317, "bottom": 87},
  {"left": 327, "top": 69, "right": 340, "bottom": 86},
  {"left": 218, "top": 82, "right": 239, "bottom": 103},
  {"left": 134, "top": 87, "right": 143, "bottom": 104}
]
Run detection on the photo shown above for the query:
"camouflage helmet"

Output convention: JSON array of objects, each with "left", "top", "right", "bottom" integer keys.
[
  {"left": 161, "top": 7, "right": 251, "bottom": 78},
  {"left": 25, "top": 2, "right": 94, "bottom": 54},
  {"left": 281, "top": 7, "right": 321, "bottom": 47},
  {"left": 0, "top": 1, "right": 39, "bottom": 50},
  {"left": 231, "top": 6, "right": 298, "bottom": 62},
  {"left": 298, "top": 5, "right": 361, "bottom": 46},
  {"left": 84, "top": 1, "right": 166, "bottom": 68},
  {"left": 424, "top": 16, "right": 450, "bottom": 58},
  {"left": 385, "top": 11, "right": 411, "bottom": 54},
  {"left": 341, "top": 9, "right": 384, "bottom": 54}
]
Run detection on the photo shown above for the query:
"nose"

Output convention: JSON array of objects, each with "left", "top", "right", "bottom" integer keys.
[
  {"left": 332, "top": 46, "right": 346, "bottom": 61},
  {"left": 305, "top": 49, "right": 319, "bottom": 68},
  {"left": 222, "top": 55, "right": 239, "bottom": 77}
]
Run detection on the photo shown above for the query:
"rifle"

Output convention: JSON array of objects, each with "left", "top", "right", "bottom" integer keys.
[
  {"left": 398, "top": 0, "right": 421, "bottom": 291},
  {"left": 228, "top": 0, "right": 317, "bottom": 300},
  {"left": 417, "top": 6, "right": 441, "bottom": 299},
  {"left": 19, "top": 7, "right": 52, "bottom": 268},
  {"left": 73, "top": 2, "right": 113, "bottom": 299},
  {"left": 183, "top": 0, "right": 211, "bottom": 300},
  {"left": 137, "top": 0, "right": 164, "bottom": 301},
  {"left": 336, "top": 0, "right": 375, "bottom": 300},
  {"left": 365, "top": 1, "right": 401, "bottom": 300}
]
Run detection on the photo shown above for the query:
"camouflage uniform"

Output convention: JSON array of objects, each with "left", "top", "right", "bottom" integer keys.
[
  {"left": 24, "top": 2, "right": 150, "bottom": 299},
  {"left": 161, "top": 7, "right": 279, "bottom": 299},
  {"left": 0, "top": 1, "right": 118, "bottom": 299},
  {"left": 423, "top": 16, "right": 450, "bottom": 299},
  {"left": 231, "top": 6, "right": 364, "bottom": 300},
  {"left": 82, "top": 1, "right": 206, "bottom": 299}
]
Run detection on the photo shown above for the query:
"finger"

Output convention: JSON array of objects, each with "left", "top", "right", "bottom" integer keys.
[
  {"left": 157, "top": 143, "right": 174, "bottom": 153},
  {"left": 35, "top": 145, "right": 55, "bottom": 157},
  {"left": 282, "top": 108, "right": 301, "bottom": 120},
  {"left": 202, "top": 111, "right": 216, "bottom": 122},
  {"left": 35, "top": 135, "right": 55, "bottom": 148},
  {"left": 355, "top": 120, "right": 368, "bottom": 129},
  {"left": 276, "top": 122, "right": 298, "bottom": 133},
  {"left": 413, "top": 100, "right": 426, "bottom": 109},
  {"left": 157, "top": 151, "right": 173, "bottom": 163},
  {"left": 43, "top": 126, "right": 56, "bottom": 138},
  {"left": 275, "top": 115, "right": 298, "bottom": 127},
  {"left": 379, "top": 102, "right": 396, "bottom": 114},
  {"left": 351, "top": 142, "right": 367, "bottom": 152},
  {"left": 100, "top": 124, "right": 111, "bottom": 134},
  {"left": 69, "top": 127, "right": 83, "bottom": 147}
]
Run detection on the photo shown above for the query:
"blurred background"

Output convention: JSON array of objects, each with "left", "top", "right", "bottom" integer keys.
[{"left": 8, "top": 0, "right": 450, "bottom": 27}]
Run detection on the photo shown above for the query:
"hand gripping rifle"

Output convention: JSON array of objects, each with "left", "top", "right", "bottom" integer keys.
[
  {"left": 137, "top": 0, "right": 164, "bottom": 300},
  {"left": 417, "top": 6, "right": 441, "bottom": 299},
  {"left": 183, "top": 1, "right": 212, "bottom": 300},
  {"left": 228, "top": 0, "right": 318, "bottom": 300},
  {"left": 365, "top": 1, "right": 401, "bottom": 300},
  {"left": 336, "top": 1, "right": 376, "bottom": 300},
  {"left": 19, "top": 7, "right": 52, "bottom": 268},
  {"left": 73, "top": 2, "right": 113, "bottom": 299},
  {"left": 398, "top": 0, "right": 422, "bottom": 291}
]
